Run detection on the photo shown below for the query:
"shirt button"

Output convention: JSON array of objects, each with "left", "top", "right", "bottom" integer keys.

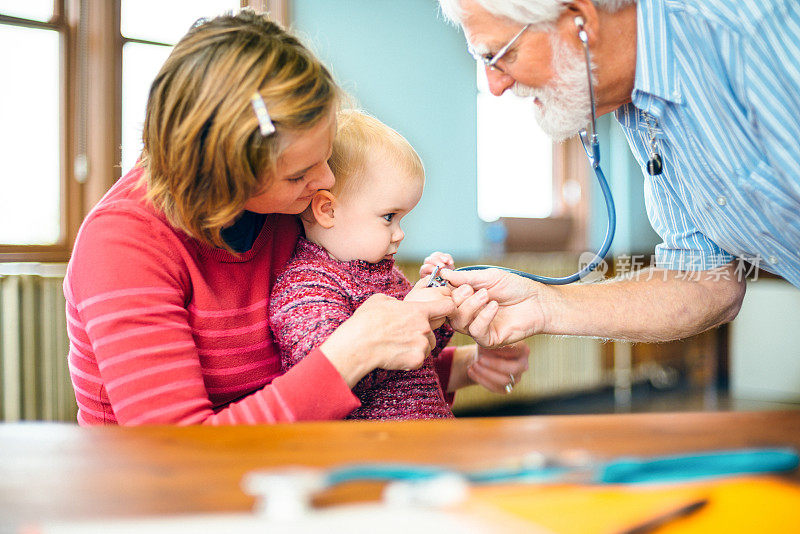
[
  {"left": 768, "top": 255, "right": 778, "bottom": 264},
  {"left": 716, "top": 196, "right": 727, "bottom": 206}
]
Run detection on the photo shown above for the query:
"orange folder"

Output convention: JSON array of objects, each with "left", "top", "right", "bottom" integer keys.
[{"left": 468, "top": 476, "right": 800, "bottom": 533}]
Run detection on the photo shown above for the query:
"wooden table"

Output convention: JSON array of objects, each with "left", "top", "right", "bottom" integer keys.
[{"left": 2, "top": 411, "right": 799, "bottom": 532}]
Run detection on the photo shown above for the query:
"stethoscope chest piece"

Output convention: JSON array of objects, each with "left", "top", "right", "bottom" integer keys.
[
  {"left": 647, "top": 153, "right": 663, "bottom": 176},
  {"left": 643, "top": 112, "right": 664, "bottom": 176}
]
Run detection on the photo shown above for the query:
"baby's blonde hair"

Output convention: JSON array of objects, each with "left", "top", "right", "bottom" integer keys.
[
  {"left": 141, "top": 9, "right": 338, "bottom": 249},
  {"left": 328, "top": 109, "right": 424, "bottom": 200}
]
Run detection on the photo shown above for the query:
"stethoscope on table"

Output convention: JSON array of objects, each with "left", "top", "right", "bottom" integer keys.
[
  {"left": 242, "top": 448, "right": 800, "bottom": 515},
  {"left": 432, "top": 17, "right": 622, "bottom": 287}
]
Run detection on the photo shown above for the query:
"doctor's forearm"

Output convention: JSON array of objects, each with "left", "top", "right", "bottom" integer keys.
[{"left": 542, "top": 264, "right": 746, "bottom": 343}]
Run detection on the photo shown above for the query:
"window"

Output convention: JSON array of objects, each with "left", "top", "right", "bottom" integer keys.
[
  {"left": 0, "top": 21, "right": 61, "bottom": 245},
  {"left": 0, "top": 2, "right": 69, "bottom": 258},
  {"left": 120, "top": 0, "right": 241, "bottom": 175},
  {"left": 477, "top": 65, "right": 553, "bottom": 222},
  {"left": 0, "top": 1, "right": 281, "bottom": 262},
  {"left": 475, "top": 64, "right": 588, "bottom": 253}
]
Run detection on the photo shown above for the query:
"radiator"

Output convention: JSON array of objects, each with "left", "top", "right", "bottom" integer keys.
[
  {"left": 448, "top": 331, "right": 605, "bottom": 412},
  {"left": 0, "top": 263, "right": 75, "bottom": 422}
]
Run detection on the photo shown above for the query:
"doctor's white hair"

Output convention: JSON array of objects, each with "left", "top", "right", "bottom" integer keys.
[{"left": 439, "top": 0, "right": 636, "bottom": 29}]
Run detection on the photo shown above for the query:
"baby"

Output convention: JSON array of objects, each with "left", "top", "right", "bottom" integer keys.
[{"left": 269, "top": 109, "right": 455, "bottom": 420}]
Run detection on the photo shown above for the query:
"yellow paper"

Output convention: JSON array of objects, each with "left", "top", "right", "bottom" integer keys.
[{"left": 468, "top": 477, "right": 800, "bottom": 533}]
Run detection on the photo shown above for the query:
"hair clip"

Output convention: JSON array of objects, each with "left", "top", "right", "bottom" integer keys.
[{"left": 250, "top": 92, "right": 276, "bottom": 136}]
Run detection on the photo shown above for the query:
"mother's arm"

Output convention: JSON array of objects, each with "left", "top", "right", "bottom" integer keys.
[
  {"left": 68, "top": 211, "right": 450, "bottom": 425},
  {"left": 271, "top": 268, "right": 452, "bottom": 393}
]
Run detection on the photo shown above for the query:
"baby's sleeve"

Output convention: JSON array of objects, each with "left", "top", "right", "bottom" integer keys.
[
  {"left": 270, "top": 265, "right": 353, "bottom": 371},
  {"left": 432, "top": 323, "right": 454, "bottom": 359},
  {"left": 270, "top": 263, "right": 390, "bottom": 395}
]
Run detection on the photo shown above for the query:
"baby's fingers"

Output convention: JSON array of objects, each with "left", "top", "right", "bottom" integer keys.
[
  {"left": 419, "top": 263, "right": 437, "bottom": 277},
  {"left": 424, "top": 252, "right": 454, "bottom": 268},
  {"left": 436, "top": 253, "right": 455, "bottom": 270}
]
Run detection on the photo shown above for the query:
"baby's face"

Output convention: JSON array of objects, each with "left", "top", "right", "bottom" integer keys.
[{"left": 327, "top": 154, "right": 423, "bottom": 263}]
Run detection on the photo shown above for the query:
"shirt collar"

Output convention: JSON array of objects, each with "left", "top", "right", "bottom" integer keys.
[{"left": 631, "top": 0, "right": 682, "bottom": 109}]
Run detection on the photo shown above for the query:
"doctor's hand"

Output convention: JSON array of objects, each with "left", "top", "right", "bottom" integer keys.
[{"left": 442, "top": 268, "right": 549, "bottom": 348}]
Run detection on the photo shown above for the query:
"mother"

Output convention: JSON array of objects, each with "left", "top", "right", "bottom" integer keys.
[{"left": 65, "top": 10, "right": 528, "bottom": 425}]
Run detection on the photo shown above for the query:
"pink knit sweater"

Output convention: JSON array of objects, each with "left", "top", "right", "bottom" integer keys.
[{"left": 270, "top": 238, "right": 455, "bottom": 420}]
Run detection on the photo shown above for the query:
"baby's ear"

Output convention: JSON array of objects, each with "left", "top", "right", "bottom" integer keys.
[{"left": 310, "top": 190, "right": 336, "bottom": 229}]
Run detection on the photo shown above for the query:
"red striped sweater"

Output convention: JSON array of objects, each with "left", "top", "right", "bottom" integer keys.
[{"left": 64, "top": 167, "right": 366, "bottom": 425}]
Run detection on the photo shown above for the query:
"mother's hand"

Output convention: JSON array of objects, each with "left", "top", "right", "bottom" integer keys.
[
  {"left": 320, "top": 293, "right": 455, "bottom": 387},
  {"left": 404, "top": 277, "right": 452, "bottom": 329},
  {"left": 468, "top": 342, "right": 530, "bottom": 394}
]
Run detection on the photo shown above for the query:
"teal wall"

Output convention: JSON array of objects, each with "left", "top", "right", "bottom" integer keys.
[
  {"left": 292, "top": 1, "right": 659, "bottom": 262},
  {"left": 291, "top": 0, "right": 483, "bottom": 261}
]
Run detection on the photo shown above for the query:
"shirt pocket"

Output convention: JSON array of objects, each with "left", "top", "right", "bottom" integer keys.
[{"left": 737, "top": 159, "right": 800, "bottom": 244}]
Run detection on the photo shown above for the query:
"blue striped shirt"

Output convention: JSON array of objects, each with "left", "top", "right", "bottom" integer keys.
[{"left": 614, "top": 0, "right": 800, "bottom": 287}]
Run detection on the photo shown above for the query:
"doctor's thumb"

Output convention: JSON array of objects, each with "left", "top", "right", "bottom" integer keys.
[{"left": 441, "top": 268, "right": 492, "bottom": 289}]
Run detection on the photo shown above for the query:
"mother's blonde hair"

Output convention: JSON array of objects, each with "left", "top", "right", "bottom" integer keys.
[{"left": 141, "top": 9, "right": 338, "bottom": 249}]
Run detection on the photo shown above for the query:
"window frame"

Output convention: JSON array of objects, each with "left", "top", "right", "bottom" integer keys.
[
  {"left": 2, "top": 0, "right": 584, "bottom": 260},
  {"left": 474, "top": 63, "right": 590, "bottom": 255},
  {"left": 0, "top": 1, "right": 83, "bottom": 261},
  {"left": 1, "top": 1, "right": 590, "bottom": 259},
  {"left": 494, "top": 129, "right": 590, "bottom": 255},
  {"left": 0, "top": 0, "right": 284, "bottom": 262}
]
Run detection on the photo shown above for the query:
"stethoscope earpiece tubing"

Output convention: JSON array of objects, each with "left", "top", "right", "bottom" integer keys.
[{"left": 455, "top": 145, "right": 615, "bottom": 285}]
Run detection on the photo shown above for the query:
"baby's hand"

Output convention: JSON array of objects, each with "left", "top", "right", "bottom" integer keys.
[
  {"left": 405, "top": 278, "right": 452, "bottom": 329},
  {"left": 419, "top": 251, "right": 455, "bottom": 279}
]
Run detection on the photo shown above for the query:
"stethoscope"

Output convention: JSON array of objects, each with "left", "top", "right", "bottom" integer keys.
[
  {"left": 242, "top": 448, "right": 799, "bottom": 508},
  {"left": 457, "top": 17, "right": 616, "bottom": 285}
]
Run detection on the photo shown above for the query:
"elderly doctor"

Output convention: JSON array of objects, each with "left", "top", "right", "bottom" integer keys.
[{"left": 439, "top": 0, "right": 800, "bottom": 347}]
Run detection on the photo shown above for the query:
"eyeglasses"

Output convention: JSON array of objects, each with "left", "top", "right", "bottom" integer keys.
[{"left": 468, "top": 24, "right": 530, "bottom": 73}]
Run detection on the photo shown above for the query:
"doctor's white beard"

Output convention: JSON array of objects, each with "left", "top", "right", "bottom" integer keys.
[{"left": 512, "top": 33, "right": 595, "bottom": 143}]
